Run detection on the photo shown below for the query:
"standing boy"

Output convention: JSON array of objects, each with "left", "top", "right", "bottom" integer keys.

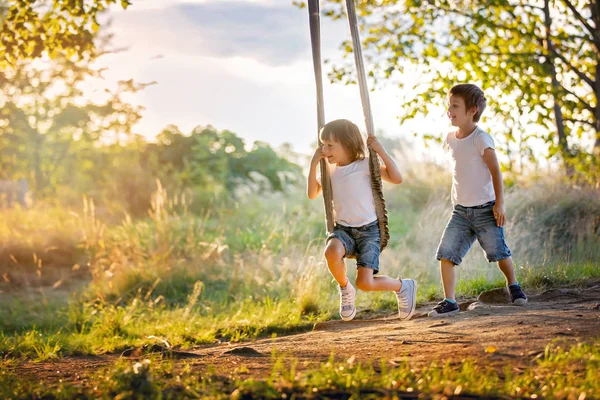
[{"left": 430, "top": 84, "right": 527, "bottom": 317}]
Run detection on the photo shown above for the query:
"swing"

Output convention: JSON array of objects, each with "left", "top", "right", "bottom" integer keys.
[{"left": 308, "top": 0, "right": 390, "bottom": 252}]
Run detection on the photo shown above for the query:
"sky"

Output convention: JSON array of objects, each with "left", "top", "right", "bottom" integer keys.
[{"left": 94, "top": 0, "right": 450, "bottom": 158}]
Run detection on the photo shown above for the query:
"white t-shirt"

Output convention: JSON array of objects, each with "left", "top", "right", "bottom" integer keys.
[
  {"left": 319, "top": 158, "right": 377, "bottom": 227},
  {"left": 444, "top": 126, "right": 496, "bottom": 207}
]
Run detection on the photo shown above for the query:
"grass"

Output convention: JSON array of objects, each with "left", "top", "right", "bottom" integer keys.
[
  {"left": 0, "top": 338, "right": 597, "bottom": 399},
  {"left": 0, "top": 174, "right": 599, "bottom": 364},
  {"left": 0, "top": 291, "right": 329, "bottom": 359}
]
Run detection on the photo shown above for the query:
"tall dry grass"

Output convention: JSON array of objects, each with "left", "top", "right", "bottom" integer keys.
[{"left": 1, "top": 169, "right": 599, "bottom": 357}]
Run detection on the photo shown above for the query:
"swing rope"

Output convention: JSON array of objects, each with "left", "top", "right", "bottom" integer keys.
[
  {"left": 308, "top": 0, "right": 390, "bottom": 251},
  {"left": 308, "top": 0, "right": 335, "bottom": 234}
]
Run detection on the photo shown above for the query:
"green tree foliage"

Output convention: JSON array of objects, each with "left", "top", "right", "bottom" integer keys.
[
  {"left": 310, "top": 0, "right": 599, "bottom": 183},
  {"left": 145, "top": 125, "right": 302, "bottom": 197},
  {"left": 0, "top": 0, "right": 130, "bottom": 64},
  {"left": 0, "top": 58, "right": 302, "bottom": 215},
  {"left": 0, "top": 56, "right": 301, "bottom": 217},
  {"left": 0, "top": 54, "right": 148, "bottom": 198}
]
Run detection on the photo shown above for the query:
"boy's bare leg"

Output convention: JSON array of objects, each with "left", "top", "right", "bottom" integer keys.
[
  {"left": 324, "top": 238, "right": 348, "bottom": 287},
  {"left": 325, "top": 238, "right": 357, "bottom": 321},
  {"left": 497, "top": 257, "right": 518, "bottom": 286},
  {"left": 357, "top": 267, "right": 417, "bottom": 320},
  {"left": 356, "top": 267, "right": 402, "bottom": 292},
  {"left": 499, "top": 257, "right": 527, "bottom": 305},
  {"left": 428, "top": 259, "right": 459, "bottom": 317},
  {"left": 441, "top": 259, "right": 457, "bottom": 300}
]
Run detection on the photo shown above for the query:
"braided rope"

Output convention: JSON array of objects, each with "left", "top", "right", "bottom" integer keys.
[
  {"left": 308, "top": 0, "right": 390, "bottom": 250},
  {"left": 345, "top": 0, "right": 390, "bottom": 251},
  {"left": 308, "top": 0, "right": 334, "bottom": 234}
]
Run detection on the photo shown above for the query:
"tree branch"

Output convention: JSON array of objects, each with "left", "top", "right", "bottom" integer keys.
[
  {"left": 477, "top": 51, "right": 540, "bottom": 57},
  {"left": 564, "top": 118, "right": 596, "bottom": 128},
  {"left": 560, "top": 86, "right": 594, "bottom": 113},
  {"left": 550, "top": 48, "right": 595, "bottom": 89},
  {"left": 560, "top": 0, "right": 600, "bottom": 43},
  {"left": 507, "top": 1, "right": 545, "bottom": 12},
  {"left": 448, "top": 7, "right": 539, "bottom": 38}
]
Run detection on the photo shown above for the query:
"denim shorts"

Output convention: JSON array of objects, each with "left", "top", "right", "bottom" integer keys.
[
  {"left": 436, "top": 201, "right": 512, "bottom": 265},
  {"left": 326, "top": 220, "right": 380, "bottom": 273}
]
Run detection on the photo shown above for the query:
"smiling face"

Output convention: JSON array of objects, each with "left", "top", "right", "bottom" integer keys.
[
  {"left": 319, "top": 119, "right": 365, "bottom": 166},
  {"left": 321, "top": 138, "right": 352, "bottom": 166},
  {"left": 447, "top": 94, "right": 477, "bottom": 129}
]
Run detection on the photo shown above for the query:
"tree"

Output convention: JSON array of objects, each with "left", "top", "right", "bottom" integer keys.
[
  {"left": 0, "top": 53, "right": 149, "bottom": 198},
  {"left": 143, "top": 125, "right": 303, "bottom": 197},
  {"left": 0, "top": 0, "right": 130, "bottom": 64},
  {"left": 313, "top": 0, "right": 599, "bottom": 181}
]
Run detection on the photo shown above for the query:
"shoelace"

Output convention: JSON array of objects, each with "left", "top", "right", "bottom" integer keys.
[
  {"left": 510, "top": 287, "right": 525, "bottom": 298},
  {"left": 340, "top": 288, "right": 353, "bottom": 307},
  {"left": 434, "top": 300, "right": 449, "bottom": 310},
  {"left": 397, "top": 285, "right": 409, "bottom": 308}
]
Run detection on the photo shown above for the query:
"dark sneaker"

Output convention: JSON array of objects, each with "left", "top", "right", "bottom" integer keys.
[
  {"left": 508, "top": 284, "right": 527, "bottom": 306},
  {"left": 428, "top": 299, "right": 459, "bottom": 317}
]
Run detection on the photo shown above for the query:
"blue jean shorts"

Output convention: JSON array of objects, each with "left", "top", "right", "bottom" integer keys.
[
  {"left": 436, "top": 201, "right": 512, "bottom": 265},
  {"left": 326, "top": 220, "right": 380, "bottom": 273}
]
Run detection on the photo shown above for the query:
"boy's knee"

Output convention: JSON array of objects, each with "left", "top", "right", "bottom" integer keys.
[
  {"left": 324, "top": 240, "right": 344, "bottom": 261},
  {"left": 355, "top": 276, "right": 373, "bottom": 291}
]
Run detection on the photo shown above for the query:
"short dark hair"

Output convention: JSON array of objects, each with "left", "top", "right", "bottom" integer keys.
[
  {"left": 449, "top": 84, "right": 487, "bottom": 122},
  {"left": 320, "top": 119, "right": 366, "bottom": 162}
]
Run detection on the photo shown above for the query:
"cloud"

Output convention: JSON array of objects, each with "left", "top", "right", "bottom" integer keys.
[
  {"left": 174, "top": 1, "right": 308, "bottom": 64},
  {"left": 99, "top": 0, "right": 416, "bottom": 154},
  {"left": 180, "top": 0, "right": 287, "bottom": 6},
  {"left": 109, "top": 1, "right": 311, "bottom": 66}
]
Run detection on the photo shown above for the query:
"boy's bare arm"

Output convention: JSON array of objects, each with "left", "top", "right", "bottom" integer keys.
[
  {"left": 307, "top": 147, "right": 324, "bottom": 199},
  {"left": 482, "top": 148, "right": 506, "bottom": 227},
  {"left": 366, "top": 136, "right": 403, "bottom": 184}
]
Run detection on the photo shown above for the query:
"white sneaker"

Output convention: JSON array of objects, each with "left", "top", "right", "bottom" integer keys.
[
  {"left": 339, "top": 282, "right": 356, "bottom": 321},
  {"left": 396, "top": 278, "right": 417, "bottom": 320}
]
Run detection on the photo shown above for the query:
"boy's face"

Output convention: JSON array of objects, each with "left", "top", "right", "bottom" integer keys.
[
  {"left": 321, "top": 138, "right": 352, "bottom": 166},
  {"left": 447, "top": 94, "right": 477, "bottom": 127}
]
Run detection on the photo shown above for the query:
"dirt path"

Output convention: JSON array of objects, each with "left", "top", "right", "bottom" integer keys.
[{"left": 15, "top": 283, "right": 600, "bottom": 385}]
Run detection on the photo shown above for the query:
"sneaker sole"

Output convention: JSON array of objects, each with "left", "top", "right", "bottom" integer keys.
[
  {"left": 399, "top": 280, "right": 418, "bottom": 321},
  {"left": 513, "top": 298, "right": 527, "bottom": 306},
  {"left": 341, "top": 307, "right": 357, "bottom": 321},
  {"left": 428, "top": 308, "right": 459, "bottom": 318}
]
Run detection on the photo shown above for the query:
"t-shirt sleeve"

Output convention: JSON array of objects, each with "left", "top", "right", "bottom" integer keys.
[
  {"left": 443, "top": 132, "right": 452, "bottom": 151},
  {"left": 474, "top": 131, "right": 495, "bottom": 156}
]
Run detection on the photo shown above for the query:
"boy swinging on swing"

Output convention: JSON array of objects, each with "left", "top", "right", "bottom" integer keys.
[{"left": 307, "top": 119, "right": 418, "bottom": 322}]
